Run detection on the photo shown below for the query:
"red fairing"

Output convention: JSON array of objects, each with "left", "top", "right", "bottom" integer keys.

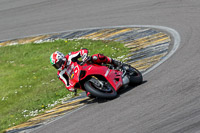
[
  {"left": 79, "top": 63, "right": 123, "bottom": 91},
  {"left": 105, "top": 69, "right": 123, "bottom": 90}
]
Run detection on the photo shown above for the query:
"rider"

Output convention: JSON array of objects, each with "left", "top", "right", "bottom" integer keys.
[{"left": 50, "top": 48, "right": 122, "bottom": 95}]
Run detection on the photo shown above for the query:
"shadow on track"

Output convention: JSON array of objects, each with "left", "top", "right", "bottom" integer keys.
[
  {"left": 86, "top": 80, "right": 147, "bottom": 104},
  {"left": 118, "top": 80, "right": 147, "bottom": 95}
]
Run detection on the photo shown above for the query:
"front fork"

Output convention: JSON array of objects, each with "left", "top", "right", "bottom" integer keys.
[{"left": 122, "top": 70, "right": 130, "bottom": 86}]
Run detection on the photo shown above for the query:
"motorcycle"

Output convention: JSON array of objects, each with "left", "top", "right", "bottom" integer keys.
[{"left": 66, "top": 58, "right": 143, "bottom": 99}]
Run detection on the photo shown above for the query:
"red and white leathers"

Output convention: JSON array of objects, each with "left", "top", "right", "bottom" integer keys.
[
  {"left": 57, "top": 49, "right": 113, "bottom": 92},
  {"left": 57, "top": 49, "right": 88, "bottom": 92}
]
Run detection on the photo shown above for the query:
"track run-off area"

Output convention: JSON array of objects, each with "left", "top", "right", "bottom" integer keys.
[{"left": 1, "top": 0, "right": 200, "bottom": 133}]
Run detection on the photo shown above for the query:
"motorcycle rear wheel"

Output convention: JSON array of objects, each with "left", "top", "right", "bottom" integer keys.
[{"left": 84, "top": 78, "right": 118, "bottom": 99}]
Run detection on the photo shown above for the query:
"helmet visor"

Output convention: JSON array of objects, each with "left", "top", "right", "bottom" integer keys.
[{"left": 53, "top": 59, "right": 64, "bottom": 69}]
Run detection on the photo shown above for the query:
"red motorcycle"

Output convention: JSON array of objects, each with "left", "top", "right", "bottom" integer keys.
[{"left": 66, "top": 58, "right": 143, "bottom": 99}]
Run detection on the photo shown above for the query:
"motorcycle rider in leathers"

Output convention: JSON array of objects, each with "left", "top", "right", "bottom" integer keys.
[{"left": 50, "top": 48, "right": 122, "bottom": 97}]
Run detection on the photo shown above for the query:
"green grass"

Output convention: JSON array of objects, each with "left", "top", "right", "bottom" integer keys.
[{"left": 0, "top": 39, "right": 129, "bottom": 132}]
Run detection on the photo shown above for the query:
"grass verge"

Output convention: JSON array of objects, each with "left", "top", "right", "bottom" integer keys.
[{"left": 0, "top": 39, "right": 129, "bottom": 132}]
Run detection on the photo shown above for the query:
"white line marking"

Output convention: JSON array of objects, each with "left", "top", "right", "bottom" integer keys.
[{"left": 28, "top": 105, "right": 87, "bottom": 133}]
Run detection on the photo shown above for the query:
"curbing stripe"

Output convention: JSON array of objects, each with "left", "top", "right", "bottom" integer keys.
[
  {"left": 6, "top": 97, "right": 90, "bottom": 132},
  {"left": 92, "top": 28, "right": 133, "bottom": 40},
  {"left": 130, "top": 53, "right": 168, "bottom": 72}
]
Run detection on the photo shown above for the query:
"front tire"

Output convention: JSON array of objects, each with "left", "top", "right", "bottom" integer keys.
[
  {"left": 84, "top": 78, "right": 118, "bottom": 99},
  {"left": 128, "top": 67, "right": 143, "bottom": 86}
]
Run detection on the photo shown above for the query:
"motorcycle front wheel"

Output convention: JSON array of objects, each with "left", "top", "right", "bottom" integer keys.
[
  {"left": 84, "top": 77, "right": 118, "bottom": 99},
  {"left": 128, "top": 67, "right": 143, "bottom": 86}
]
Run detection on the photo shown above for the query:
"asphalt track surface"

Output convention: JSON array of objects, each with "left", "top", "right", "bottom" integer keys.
[{"left": 1, "top": 0, "right": 200, "bottom": 133}]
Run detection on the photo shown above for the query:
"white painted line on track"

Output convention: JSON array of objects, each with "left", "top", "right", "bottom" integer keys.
[
  {"left": 139, "top": 25, "right": 181, "bottom": 75},
  {"left": 28, "top": 105, "right": 88, "bottom": 133}
]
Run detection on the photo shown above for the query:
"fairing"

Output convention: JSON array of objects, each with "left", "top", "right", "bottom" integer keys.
[{"left": 68, "top": 62, "right": 123, "bottom": 91}]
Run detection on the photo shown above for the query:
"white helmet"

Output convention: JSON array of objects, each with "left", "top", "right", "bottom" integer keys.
[{"left": 50, "top": 51, "right": 66, "bottom": 71}]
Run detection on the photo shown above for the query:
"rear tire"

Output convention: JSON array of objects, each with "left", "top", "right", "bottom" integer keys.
[{"left": 84, "top": 78, "right": 118, "bottom": 99}]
